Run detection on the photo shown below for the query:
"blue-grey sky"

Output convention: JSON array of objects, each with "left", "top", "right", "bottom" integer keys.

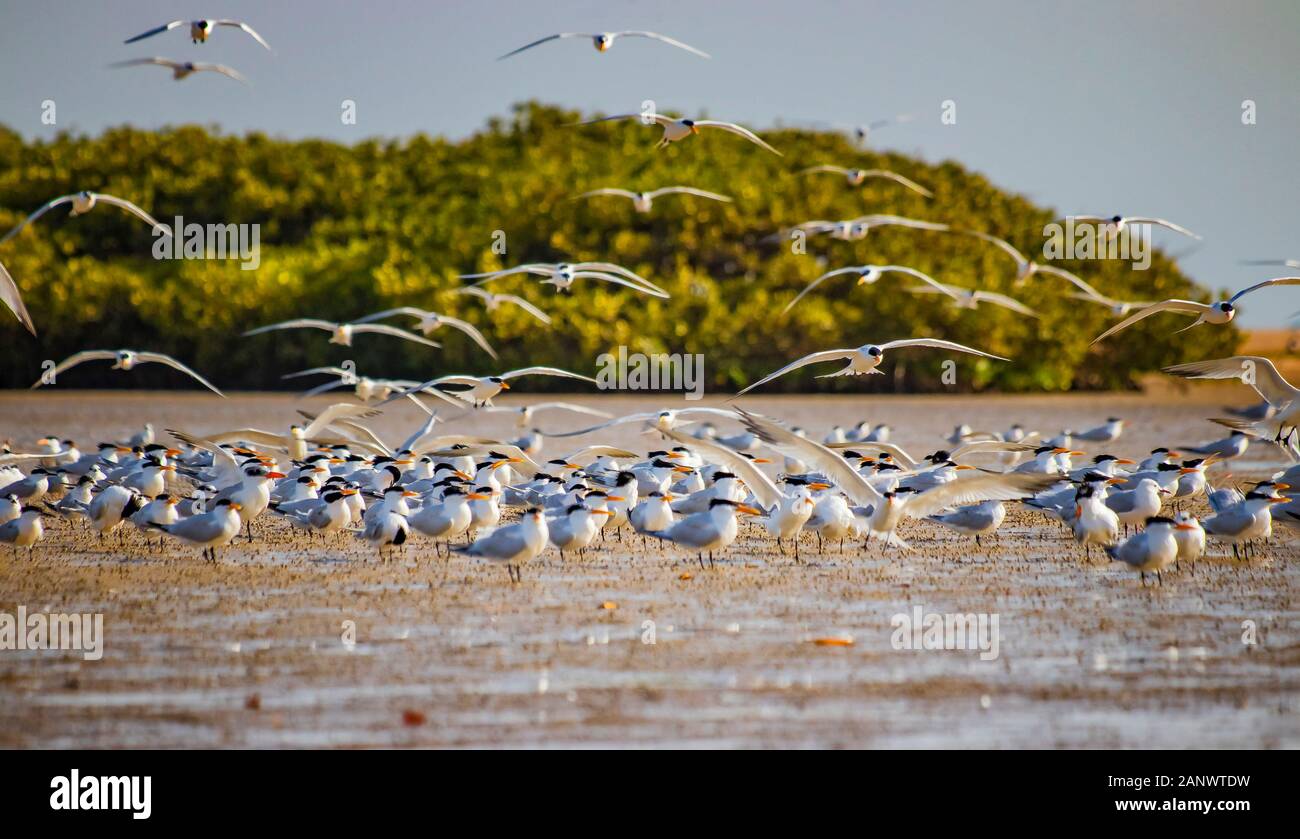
[{"left": 2, "top": 0, "right": 1297, "bottom": 326}]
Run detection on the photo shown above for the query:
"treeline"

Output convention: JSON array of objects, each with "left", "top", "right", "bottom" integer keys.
[{"left": 0, "top": 102, "right": 1237, "bottom": 393}]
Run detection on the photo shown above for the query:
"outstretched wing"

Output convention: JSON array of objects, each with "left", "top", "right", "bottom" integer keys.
[{"left": 733, "top": 350, "right": 855, "bottom": 397}]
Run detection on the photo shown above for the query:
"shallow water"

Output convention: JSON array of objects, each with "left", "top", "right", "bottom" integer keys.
[{"left": 0, "top": 391, "right": 1297, "bottom": 748}]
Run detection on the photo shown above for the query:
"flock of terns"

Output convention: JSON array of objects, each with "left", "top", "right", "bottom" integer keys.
[{"left": 2, "top": 19, "right": 1300, "bottom": 587}]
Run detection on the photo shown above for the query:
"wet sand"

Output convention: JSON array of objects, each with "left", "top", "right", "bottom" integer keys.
[{"left": 0, "top": 390, "right": 1297, "bottom": 748}]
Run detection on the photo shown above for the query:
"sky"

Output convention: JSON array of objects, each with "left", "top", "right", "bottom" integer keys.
[{"left": 1, "top": 0, "right": 1297, "bottom": 326}]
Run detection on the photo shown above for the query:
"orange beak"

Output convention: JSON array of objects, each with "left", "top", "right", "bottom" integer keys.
[
  {"left": 606, "top": 495, "right": 625, "bottom": 502},
  {"left": 809, "top": 482, "right": 832, "bottom": 491},
  {"left": 752, "top": 457, "right": 772, "bottom": 464},
  {"left": 467, "top": 492, "right": 489, "bottom": 500},
  {"left": 737, "top": 504, "right": 762, "bottom": 516},
  {"left": 498, "top": 381, "right": 511, "bottom": 390},
  {"left": 267, "top": 472, "right": 287, "bottom": 479}
]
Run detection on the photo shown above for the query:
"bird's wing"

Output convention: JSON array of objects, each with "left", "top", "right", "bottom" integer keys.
[
  {"left": 878, "top": 338, "right": 1009, "bottom": 361},
  {"left": 648, "top": 187, "right": 731, "bottom": 202},
  {"left": 496, "top": 32, "right": 587, "bottom": 60},
  {"left": 782, "top": 267, "right": 862, "bottom": 314},
  {"left": 302, "top": 403, "right": 383, "bottom": 440},
  {"left": 963, "top": 230, "right": 1027, "bottom": 266},
  {"left": 0, "top": 194, "right": 75, "bottom": 245},
  {"left": 535, "top": 412, "right": 658, "bottom": 438},
  {"left": 243, "top": 319, "right": 336, "bottom": 336},
  {"left": 0, "top": 259, "right": 34, "bottom": 335},
  {"left": 693, "top": 121, "right": 782, "bottom": 156},
  {"left": 973, "top": 291, "right": 1041, "bottom": 318},
  {"left": 574, "top": 188, "right": 639, "bottom": 201},
  {"left": 349, "top": 323, "right": 441, "bottom": 347},
  {"left": 825, "top": 440, "right": 919, "bottom": 470},
  {"left": 1127, "top": 217, "right": 1201, "bottom": 239},
  {"left": 439, "top": 316, "right": 498, "bottom": 359},
  {"left": 562, "top": 445, "right": 640, "bottom": 464},
  {"left": 1090, "top": 300, "right": 1210, "bottom": 344},
  {"left": 281, "top": 366, "right": 348, "bottom": 380},
  {"left": 1032, "top": 264, "right": 1107, "bottom": 300},
  {"left": 397, "top": 413, "right": 442, "bottom": 454},
  {"left": 495, "top": 294, "right": 552, "bottom": 324},
  {"left": 733, "top": 349, "right": 855, "bottom": 397},
  {"left": 949, "top": 440, "right": 1040, "bottom": 460},
  {"left": 193, "top": 63, "right": 249, "bottom": 83},
  {"left": 91, "top": 194, "right": 169, "bottom": 234},
  {"left": 354, "top": 306, "right": 427, "bottom": 324},
  {"left": 110, "top": 57, "right": 181, "bottom": 70},
  {"left": 904, "top": 472, "right": 1062, "bottom": 519},
  {"left": 31, "top": 350, "right": 117, "bottom": 387},
  {"left": 858, "top": 170, "right": 932, "bottom": 197},
  {"left": 798, "top": 165, "right": 849, "bottom": 176},
  {"left": 123, "top": 20, "right": 186, "bottom": 43},
  {"left": 737, "top": 411, "right": 883, "bottom": 507},
  {"left": 885, "top": 266, "right": 963, "bottom": 301},
  {"left": 856, "top": 214, "right": 949, "bottom": 232},
  {"left": 661, "top": 427, "right": 782, "bottom": 510},
  {"left": 571, "top": 271, "right": 671, "bottom": 298},
  {"left": 299, "top": 380, "right": 348, "bottom": 399},
  {"left": 501, "top": 366, "right": 598, "bottom": 384},
  {"left": 527, "top": 402, "right": 614, "bottom": 419},
  {"left": 1164, "top": 356, "right": 1300, "bottom": 408},
  {"left": 616, "top": 31, "right": 711, "bottom": 58},
  {"left": 195, "top": 428, "right": 287, "bottom": 450},
  {"left": 167, "top": 428, "right": 242, "bottom": 484},
  {"left": 460, "top": 264, "right": 550, "bottom": 280},
  {"left": 1229, "top": 276, "right": 1300, "bottom": 305},
  {"left": 574, "top": 113, "right": 675, "bottom": 128},
  {"left": 213, "top": 20, "right": 272, "bottom": 50},
  {"left": 134, "top": 352, "right": 225, "bottom": 397}
]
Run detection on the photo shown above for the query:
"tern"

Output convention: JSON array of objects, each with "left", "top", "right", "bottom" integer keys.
[
  {"left": 903, "top": 283, "right": 1040, "bottom": 318},
  {"left": 124, "top": 18, "right": 271, "bottom": 49},
  {"left": 169, "top": 403, "right": 383, "bottom": 461},
  {"left": 574, "top": 113, "right": 781, "bottom": 156},
  {"left": 733, "top": 339, "right": 1008, "bottom": 397},
  {"left": 111, "top": 57, "right": 248, "bottom": 83},
  {"left": 1179, "top": 431, "right": 1249, "bottom": 461},
  {"left": 1172, "top": 511, "right": 1206, "bottom": 567},
  {"left": 1071, "top": 483, "right": 1121, "bottom": 558},
  {"left": 1, "top": 257, "right": 34, "bottom": 334},
  {"left": 0, "top": 507, "right": 46, "bottom": 553},
  {"left": 962, "top": 230, "right": 1107, "bottom": 295},
  {"left": 797, "top": 166, "right": 932, "bottom": 197},
  {"left": 408, "top": 487, "right": 475, "bottom": 554},
  {"left": 783, "top": 264, "right": 960, "bottom": 314},
  {"left": 243, "top": 318, "right": 441, "bottom": 348},
  {"left": 498, "top": 31, "right": 709, "bottom": 60},
  {"left": 31, "top": 349, "right": 224, "bottom": 396},
  {"left": 1164, "top": 355, "right": 1300, "bottom": 444},
  {"left": 1066, "top": 214, "right": 1200, "bottom": 240},
  {"left": 453, "top": 286, "right": 552, "bottom": 325},
  {"left": 928, "top": 500, "right": 1007, "bottom": 546},
  {"left": 1106, "top": 516, "right": 1192, "bottom": 585},
  {"left": 776, "top": 214, "right": 948, "bottom": 242},
  {"left": 1091, "top": 278, "right": 1300, "bottom": 344},
  {"left": 452, "top": 507, "right": 550, "bottom": 582},
  {"left": 1, "top": 191, "right": 168, "bottom": 246},
  {"left": 483, "top": 402, "right": 613, "bottom": 428},
  {"left": 1202, "top": 490, "right": 1287, "bottom": 558},
  {"left": 396, "top": 367, "right": 598, "bottom": 408},
  {"left": 150, "top": 498, "right": 243, "bottom": 560},
  {"left": 645, "top": 498, "right": 763, "bottom": 567},
  {"left": 354, "top": 307, "right": 497, "bottom": 359},
  {"left": 1072, "top": 418, "right": 1124, "bottom": 444},
  {"left": 572, "top": 186, "right": 732, "bottom": 213},
  {"left": 539, "top": 407, "right": 743, "bottom": 439},
  {"left": 463, "top": 261, "right": 667, "bottom": 297},
  {"left": 548, "top": 503, "right": 613, "bottom": 558},
  {"left": 1068, "top": 291, "right": 1157, "bottom": 318}
]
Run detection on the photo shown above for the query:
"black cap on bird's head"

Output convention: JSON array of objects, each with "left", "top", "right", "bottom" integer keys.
[
  {"left": 1110, "top": 215, "right": 1122, "bottom": 223},
  {"left": 1150, "top": 447, "right": 1169, "bottom": 455},
  {"left": 708, "top": 498, "right": 739, "bottom": 509},
  {"left": 866, "top": 345, "right": 883, "bottom": 357},
  {"left": 680, "top": 118, "right": 695, "bottom": 127},
  {"left": 1093, "top": 454, "right": 1117, "bottom": 463},
  {"left": 1144, "top": 516, "right": 1175, "bottom": 527},
  {"left": 875, "top": 463, "right": 902, "bottom": 473},
  {"left": 565, "top": 503, "right": 588, "bottom": 515},
  {"left": 841, "top": 450, "right": 863, "bottom": 460},
  {"left": 647, "top": 450, "right": 669, "bottom": 458},
  {"left": 474, "top": 486, "right": 495, "bottom": 495},
  {"left": 584, "top": 489, "right": 608, "bottom": 499},
  {"left": 712, "top": 472, "right": 738, "bottom": 481},
  {"left": 488, "top": 376, "right": 506, "bottom": 384},
  {"left": 1075, "top": 483, "right": 1098, "bottom": 499},
  {"left": 1078, "top": 470, "right": 1111, "bottom": 484},
  {"left": 1156, "top": 463, "right": 1181, "bottom": 472},
  {"left": 615, "top": 471, "right": 636, "bottom": 486},
  {"left": 928, "top": 450, "right": 952, "bottom": 463}
]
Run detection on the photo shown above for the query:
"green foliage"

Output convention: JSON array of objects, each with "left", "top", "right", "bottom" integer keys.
[{"left": 0, "top": 103, "right": 1237, "bottom": 392}]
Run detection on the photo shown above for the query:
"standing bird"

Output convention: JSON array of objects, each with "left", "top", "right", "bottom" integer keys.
[
  {"left": 452, "top": 508, "right": 551, "bottom": 582},
  {"left": 150, "top": 499, "right": 243, "bottom": 561},
  {"left": 645, "top": 498, "right": 763, "bottom": 568},
  {"left": 1172, "top": 511, "right": 1206, "bottom": 568},
  {"left": 0, "top": 507, "right": 46, "bottom": 553},
  {"left": 1072, "top": 418, "right": 1124, "bottom": 444},
  {"left": 1107, "top": 516, "right": 1193, "bottom": 586},
  {"left": 574, "top": 113, "right": 781, "bottom": 156},
  {"left": 1071, "top": 483, "right": 1121, "bottom": 558},
  {"left": 928, "top": 500, "right": 1007, "bottom": 546}
]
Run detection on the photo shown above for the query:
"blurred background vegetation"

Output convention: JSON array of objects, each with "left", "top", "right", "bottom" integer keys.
[{"left": 0, "top": 102, "right": 1238, "bottom": 394}]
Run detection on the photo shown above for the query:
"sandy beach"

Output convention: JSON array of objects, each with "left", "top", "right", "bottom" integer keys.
[{"left": 1, "top": 390, "right": 1297, "bottom": 748}]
